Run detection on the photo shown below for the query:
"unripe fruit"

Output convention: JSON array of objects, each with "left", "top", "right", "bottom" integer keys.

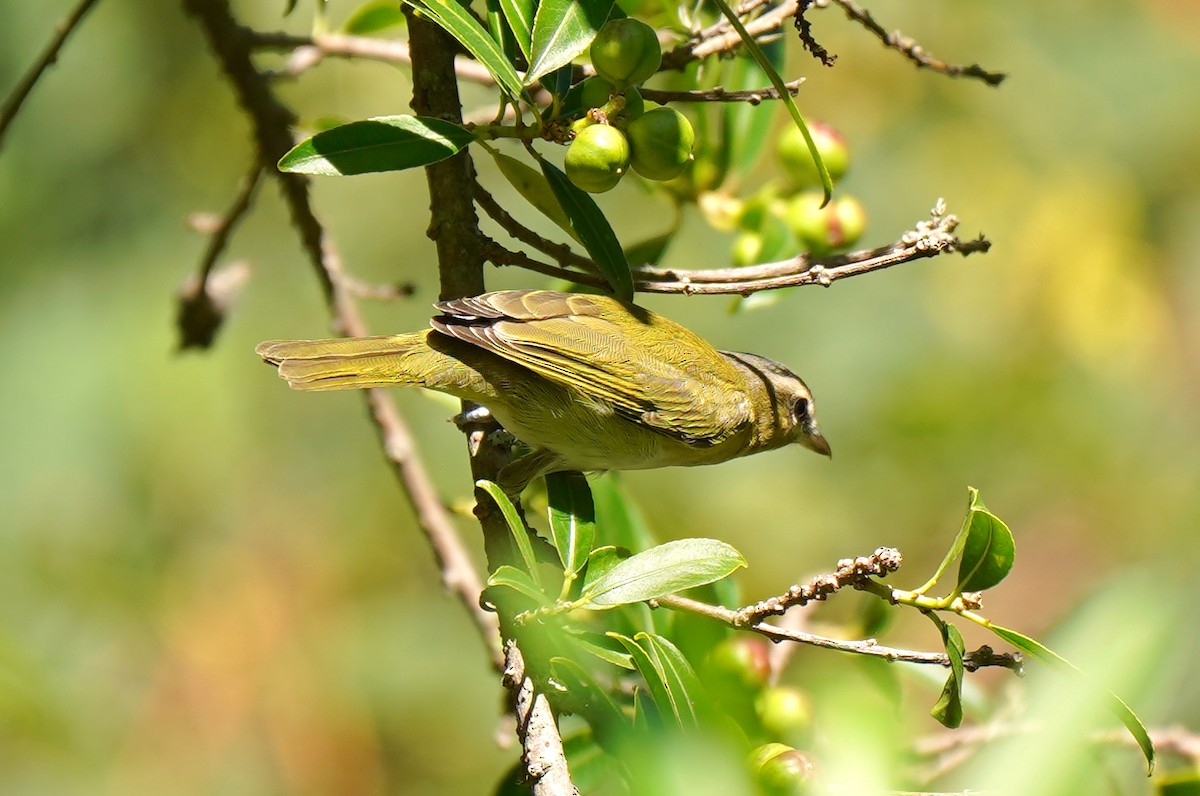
[
  {"left": 731, "top": 231, "right": 765, "bottom": 268},
  {"left": 621, "top": 86, "right": 645, "bottom": 119},
  {"left": 758, "top": 749, "right": 814, "bottom": 794},
  {"left": 590, "top": 18, "right": 661, "bottom": 88},
  {"left": 705, "top": 636, "right": 771, "bottom": 691},
  {"left": 756, "top": 685, "right": 813, "bottom": 743},
  {"left": 565, "top": 124, "right": 630, "bottom": 193},
  {"left": 777, "top": 121, "right": 849, "bottom": 189},
  {"left": 785, "top": 191, "right": 866, "bottom": 254},
  {"left": 627, "top": 107, "right": 694, "bottom": 181},
  {"left": 748, "top": 743, "right": 792, "bottom": 773}
]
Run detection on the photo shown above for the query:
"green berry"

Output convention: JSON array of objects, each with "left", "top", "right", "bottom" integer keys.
[
  {"left": 590, "top": 18, "right": 661, "bottom": 88},
  {"left": 777, "top": 121, "right": 849, "bottom": 189},
  {"left": 706, "top": 636, "right": 771, "bottom": 691},
  {"left": 748, "top": 743, "right": 792, "bottom": 773},
  {"left": 758, "top": 749, "right": 814, "bottom": 794},
  {"left": 785, "top": 191, "right": 866, "bottom": 254},
  {"left": 627, "top": 107, "right": 694, "bottom": 181},
  {"left": 756, "top": 685, "right": 813, "bottom": 743},
  {"left": 565, "top": 124, "right": 630, "bottom": 193}
]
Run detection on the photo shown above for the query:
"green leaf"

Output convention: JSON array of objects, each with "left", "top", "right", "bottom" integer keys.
[
  {"left": 489, "top": 150, "right": 579, "bottom": 241},
  {"left": 341, "top": 0, "right": 407, "bottom": 34},
  {"left": 526, "top": 0, "right": 615, "bottom": 86},
  {"left": 565, "top": 629, "right": 635, "bottom": 669},
  {"left": 496, "top": 0, "right": 536, "bottom": 59},
  {"left": 581, "top": 545, "right": 630, "bottom": 589},
  {"left": 610, "top": 632, "right": 673, "bottom": 726},
  {"left": 278, "top": 115, "right": 475, "bottom": 176},
  {"left": 411, "top": 0, "right": 527, "bottom": 101},
  {"left": 477, "top": 480, "right": 543, "bottom": 589},
  {"left": 539, "top": 159, "right": 634, "bottom": 300},
  {"left": 580, "top": 538, "right": 746, "bottom": 608},
  {"left": 956, "top": 504, "right": 1016, "bottom": 593},
  {"left": 546, "top": 471, "right": 596, "bottom": 577},
  {"left": 913, "top": 486, "right": 986, "bottom": 596},
  {"left": 488, "top": 564, "right": 550, "bottom": 604},
  {"left": 930, "top": 617, "right": 965, "bottom": 728},
  {"left": 641, "top": 633, "right": 703, "bottom": 726},
  {"left": 988, "top": 623, "right": 1155, "bottom": 774}
]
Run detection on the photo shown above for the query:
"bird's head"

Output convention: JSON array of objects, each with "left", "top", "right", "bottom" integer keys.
[{"left": 720, "top": 351, "right": 831, "bottom": 458}]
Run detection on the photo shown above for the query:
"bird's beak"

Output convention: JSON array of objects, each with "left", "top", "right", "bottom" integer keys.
[{"left": 802, "top": 425, "right": 832, "bottom": 458}]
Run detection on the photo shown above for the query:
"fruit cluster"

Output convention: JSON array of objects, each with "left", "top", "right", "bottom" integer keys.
[
  {"left": 703, "top": 637, "right": 816, "bottom": 794},
  {"left": 730, "top": 120, "right": 866, "bottom": 265},
  {"left": 565, "top": 19, "right": 695, "bottom": 194}
]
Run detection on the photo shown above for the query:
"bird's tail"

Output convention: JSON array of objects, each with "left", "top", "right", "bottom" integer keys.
[{"left": 256, "top": 331, "right": 449, "bottom": 392}]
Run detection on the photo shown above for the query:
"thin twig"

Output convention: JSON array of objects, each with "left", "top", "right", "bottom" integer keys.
[
  {"left": 633, "top": 201, "right": 988, "bottom": 294},
  {"left": 249, "top": 30, "right": 496, "bottom": 84},
  {"left": 657, "top": 594, "right": 1022, "bottom": 670},
  {"left": 474, "top": 182, "right": 596, "bottom": 272},
  {"left": 485, "top": 240, "right": 603, "bottom": 287},
  {"left": 641, "top": 78, "right": 803, "bottom": 105},
  {"left": 189, "top": 163, "right": 264, "bottom": 285},
  {"left": 664, "top": 0, "right": 800, "bottom": 69},
  {"left": 0, "top": 0, "right": 104, "bottom": 150},
  {"left": 184, "top": 0, "right": 500, "bottom": 667},
  {"left": 825, "top": 0, "right": 1006, "bottom": 86}
]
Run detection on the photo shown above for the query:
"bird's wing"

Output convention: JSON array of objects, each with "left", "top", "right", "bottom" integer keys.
[{"left": 432, "top": 290, "right": 752, "bottom": 446}]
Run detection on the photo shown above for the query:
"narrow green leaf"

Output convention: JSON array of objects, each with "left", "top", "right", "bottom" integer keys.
[
  {"left": 489, "top": 150, "right": 579, "bottom": 241},
  {"left": 956, "top": 505, "right": 1016, "bottom": 593},
  {"left": 278, "top": 115, "right": 474, "bottom": 176},
  {"left": 546, "top": 471, "right": 596, "bottom": 576},
  {"left": 412, "top": 0, "right": 527, "bottom": 101},
  {"left": 914, "top": 486, "right": 984, "bottom": 596},
  {"left": 930, "top": 617, "right": 966, "bottom": 728},
  {"left": 539, "top": 159, "right": 634, "bottom": 300},
  {"left": 641, "top": 633, "right": 703, "bottom": 726},
  {"left": 497, "top": 0, "right": 536, "bottom": 59},
  {"left": 341, "top": 0, "right": 407, "bottom": 34},
  {"left": 565, "top": 629, "right": 635, "bottom": 669},
  {"left": 581, "top": 538, "right": 746, "bottom": 608},
  {"left": 477, "top": 480, "right": 543, "bottom": 588},
  {"left": 488, "top": 564, "right": 550, "bottom": 603},
  {"left": 526, "top": 0, "right": 615, "bottom": 86},
  {"left": 610, "top": 632, "right": 673, "bottom": 726},
  {"left": 284, "top": 0, "right": 299, "bottom": 16},
  {"left": 707, "top": 0, "right": 831, "bottom": 204},
  {"left": 989, "top": 623, "right": 1156, "bottom": 774}
]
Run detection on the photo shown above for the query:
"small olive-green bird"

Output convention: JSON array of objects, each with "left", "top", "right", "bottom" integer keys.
[{"left": 256, "top": 290, "right": 829, "bottom": 488}]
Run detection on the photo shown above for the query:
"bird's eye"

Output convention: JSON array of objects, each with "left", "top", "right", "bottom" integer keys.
[{"left": 792, "top": 397, "right": 811, "bottom": 422}]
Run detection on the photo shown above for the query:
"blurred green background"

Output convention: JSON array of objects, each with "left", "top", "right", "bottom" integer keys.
[{"left": 2, "top": 0, "right": 1198, "bottom": 793}]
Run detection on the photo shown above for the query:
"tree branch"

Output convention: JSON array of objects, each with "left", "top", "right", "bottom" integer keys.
[
  {"left": 0, "top": 0, "right": 103, "bottom": 151},
  {"left": 823, "top": 0, "right": 1006, "bottom": 86},
  {"left": 656, "top": 594, "right": 1021, "bottom": 671},
  {"left": 183, "top": 0, "right": 500, "bottom": 666}
]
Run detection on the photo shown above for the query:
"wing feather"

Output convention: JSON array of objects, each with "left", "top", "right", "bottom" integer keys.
[{"left": 431, "top": 290, "right": 751, "bottom": 445}]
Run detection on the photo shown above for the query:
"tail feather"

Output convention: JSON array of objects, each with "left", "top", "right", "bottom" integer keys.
[{"left": 256, "top": 332, "right": 432, "bottom": 391}]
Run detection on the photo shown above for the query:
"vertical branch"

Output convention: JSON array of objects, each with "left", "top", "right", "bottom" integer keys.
[
  {"left": 403, "top": 9, "right": 578, "bottom": 796},
  {"left": 182, "top": 0, "right": 499, "bottom": 663}
]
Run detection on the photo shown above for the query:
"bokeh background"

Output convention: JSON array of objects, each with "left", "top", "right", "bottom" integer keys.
[{"left": 2, "top": 0, "right": 1198, "bottom": 793}]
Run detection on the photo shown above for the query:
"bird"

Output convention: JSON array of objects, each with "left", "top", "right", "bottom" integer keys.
[{"left": 256, "top": 289, "right": 829, "bottom": 489}]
